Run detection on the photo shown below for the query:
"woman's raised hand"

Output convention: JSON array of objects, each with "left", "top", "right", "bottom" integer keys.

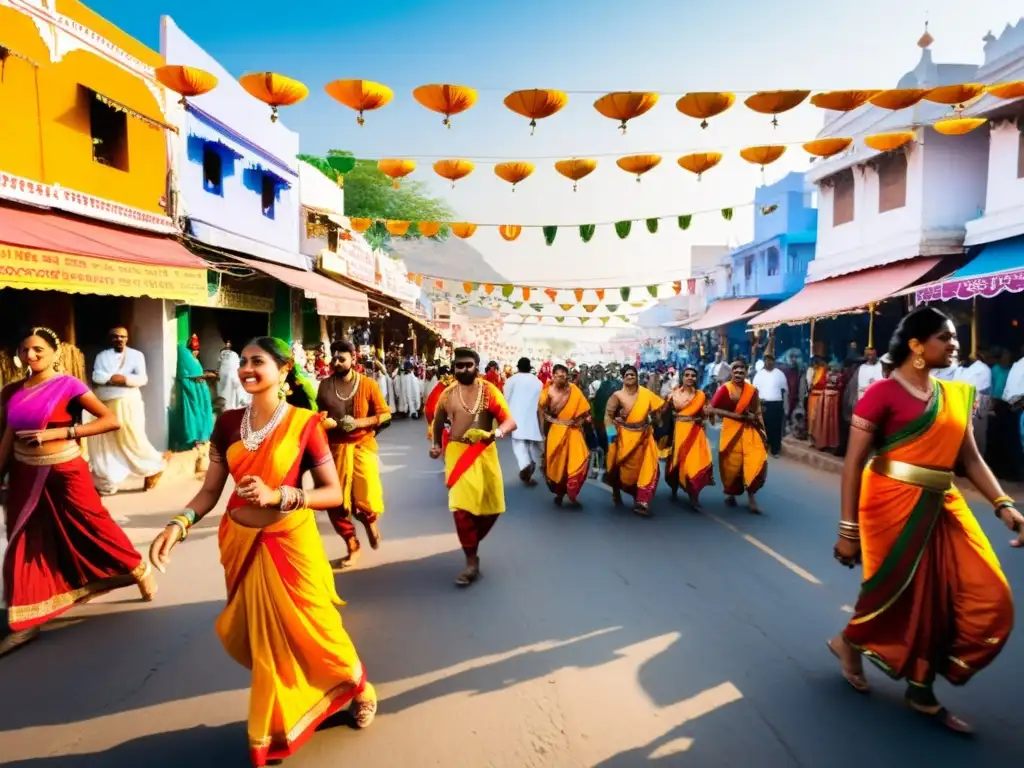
[{"left": 149, "top": 525, "right": 183, "bottom": 573}]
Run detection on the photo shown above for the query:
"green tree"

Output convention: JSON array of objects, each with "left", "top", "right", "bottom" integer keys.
[{"left": 298, "top": 150, "right": 454, "bottom": 250}]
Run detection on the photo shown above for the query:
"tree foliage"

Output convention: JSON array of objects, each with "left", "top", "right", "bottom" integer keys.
[{"left": 297, "top": 150, "right": 454, "bottom": 250}]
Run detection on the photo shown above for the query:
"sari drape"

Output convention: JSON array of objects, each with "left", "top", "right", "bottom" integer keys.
[
  {"left": 714, "top": 382, "right": 768, "bottom": 496},
  {"left": 444, "top": 381, "right": 511, "bottom": 516},
  {"left": 540, "top": 384, "right": 591, "bottom": 502},
  {"left": 807, "top": 366, "right": 826, "bottom": 437},
  {"left": 665, "top": 390, "right": 714, "bottom": 501},
  {"left": 215, "top": 406, "right": 365, "bottom": 765},
  {"left": 170, "top": 345, "right": 214, "bottom": 451},
  {"left": 844, "top": 379, "right": 1014, "bottom": 686},
  {"left": 604, "top": 388, "right": 665, "bottom": 505}
]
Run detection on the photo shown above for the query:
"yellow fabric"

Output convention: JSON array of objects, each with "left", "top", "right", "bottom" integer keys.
[
  {"left": 668, "top": 391, "right": 713, "bottom": 490},
  {"left": 718, "top": 383, "right": 767, "bottom": 494},
  {"left": 606, "top": 388, "right": 664, "bottom": 493},
  {"left": 445, "top": 441, "right": 505, "bottom": 515},
  {"left": 333, "top": 442, "right": 385, "bottom": 516},
  {"left": 539, "top": 383, "right": 591, "bottom": 491}
]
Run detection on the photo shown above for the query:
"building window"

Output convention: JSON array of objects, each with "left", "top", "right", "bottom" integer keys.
[
  {"left": 327, "top": 225, "right": 339, "bottom": 252},
  {"left": 88, "top": 91, "right": 128, "bottom": 171},
  {"left": 878, "top": 152, "right": 908, "bottom": 212},
  {"left": 744, "top": 256, "right": 753, "bottom": 281},
  {"left": 261, "top": 175, "right": 276, "bottom": 219},
  {"left": 1018, "top": 125, "right": 1024, "bottom": 179},
  {"left": 202, "top": 146, "right": 223, "bottom": 195},
  {"left": 765, "top": 246, "right": 780, "bottom": 276},
  {"left": 832, "top": 170, "right": 854, "bottom": 226}
]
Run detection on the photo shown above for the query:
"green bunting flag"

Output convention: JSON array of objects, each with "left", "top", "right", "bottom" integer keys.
[
  {"left": 615, "top": 220, "right": 632, "bottom": 239},
  {"left": 620, "top": 286, "right": 630, "bottom": 301},
  {"left": 502, "top": 284, "right": 514, "bottom": 298},
  {"left": 646, "top": 218, "right": 658, "bottom": 234},
  {"left": 605, "top": 303, "right": 620, "bottom": 312},
  {"left": 543, "top": 225, "right": 558, "bottom": 246},
  {"left": 556, "top": 316, "right": 565, "bottom": 323},
  {"left": 600, "top": 317, "right": 610, "bottom": 326},
  {"left": 721, "top": 208, "right": 734, "bottom": 221},
  {"left": 678, "top": 214, "right": 692, "bottom": 230},
  {"left": 647, "top": 285, "right": 658, "bottom": 297},
  {"left": 579, "top": 224, "right": 596, "bottom": 242}
]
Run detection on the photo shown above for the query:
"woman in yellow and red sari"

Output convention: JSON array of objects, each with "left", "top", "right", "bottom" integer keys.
[
  {"left": 830, "top": 307, "right": 1022, "bottom": 733},
  {"left": 149, "top": 337, "right": 376, "bottom": 766},
  {"left": 665, "top": 365, "right": 714, "bottom": 509},
  {"left": 806, "top": 357, "right": 827, "bottom": 445},
  {"left": 539, "top": 363, "right": 591, "bottom": 508},
  {"left": 604, "top": 365, "right": 666, "bottom": 517},
  {"left": 709, "top": 361, "right": 768, "bottom": 513}
]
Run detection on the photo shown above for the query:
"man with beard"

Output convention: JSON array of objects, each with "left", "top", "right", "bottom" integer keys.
[
  {"left": 539, "top": 364, "right": 591, "bottom": 507},
  {"left": 430, "top": 347, "right": 516, "bottom": 587},
  {"left": 317, "top": 338, "right": 391, "bottom": 570}
]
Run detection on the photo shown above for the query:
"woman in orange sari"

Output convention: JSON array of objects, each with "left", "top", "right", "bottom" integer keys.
[
  {"left": 806, "top": 357, "right": 827, "bottom": 445},
  {"left": 539, "top": 364, "right": 591, "bottom": 508},
  {"left": 148, "top": 337, "right": 376, "bottom": 766},
  {"left": 665, "top": 365, "right": 714, "bottom": 509},
  {"left": 604, "top": 365, "right": 666, "bottom": 517},
  {"left": 709, "top": 361, "right": 768, "bottom": 513},
  {"left": 830, "top": 308, "right": 1022, "bottom": 733}
]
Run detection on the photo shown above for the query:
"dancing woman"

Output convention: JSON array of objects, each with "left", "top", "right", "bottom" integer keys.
[
  {"left": 829, "top": 307, "right": 1022, "bottom": 733},
  {"left": 1, "top": 328, "right": 155, "bottom": 657},
  {"left": 148, "top": 337, "right": 376, "bottom": 765},
  {"left": 665, "top": 365, "right": 714, "bottom": 509}
]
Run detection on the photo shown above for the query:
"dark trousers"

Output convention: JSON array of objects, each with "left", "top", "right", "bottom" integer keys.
[{"left": 763, "top": 401, "right": 784, "bottom": 456}]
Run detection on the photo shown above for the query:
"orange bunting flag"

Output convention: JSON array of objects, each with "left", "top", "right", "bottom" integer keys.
[
  {"left": 484, "top": 283, "right": 495, "bottom": 294},
  {"left": 574, "top": 288, "right": 585, "bottom": 302},
  {"left": 414, "top": 274, "right": 423, "bottom": 286},
  {"left": 673, "top": 280, "right": 682, "bottom": 295},
  {"left": 522, "top": 287, "right": 532, "bottom": 300},
  {"left": 463, "top": 282, "right": 473, "bottom": 293},
  {"left": 583, "top": 304, "right": 598, "bottom": 312},
  {"left": 434, "top": 279, "right": 444, "bottom": 289},
  {"left": 545, "top": 288, "right": 558, "bottom": 302},
  {"left": 595, "top": 288, "right": 605, "bottom": 300},
  {"left": 560, "top": 303, "right": 574, "bottom": 311}
]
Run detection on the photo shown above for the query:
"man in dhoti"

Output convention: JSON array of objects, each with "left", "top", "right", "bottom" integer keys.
[
  {"left": 89, "top": 327, "right": 165, "bottom": 495},
  {"left": 430, "top": 347, "right": 516, "bottom": 587},
  {"left": 503, "top": 357, "right": 544, "bottom": 485},
  {"left": 395, "top": 362, "right": 422, "bottom": 418}
]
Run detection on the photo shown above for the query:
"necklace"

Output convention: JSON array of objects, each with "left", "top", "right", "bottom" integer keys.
[
  {"left": 891, "top": 370, "right": 934, "bottom": 404},
  {"left": 241, "top": 400, "right": 288, "bottom": 452},
  {"left": 334, "top": 371, "right": 360, "bottom": 402},
  {"left": 457, "top": 380, "right": 486, "bottom": 415}
]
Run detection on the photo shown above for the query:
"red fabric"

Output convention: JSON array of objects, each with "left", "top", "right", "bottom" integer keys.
[
  {"left": 854, "top": 378, "right": 929, "bottom": 437},
  {"left": 0, "top": 204, "right": 206, "bottom": 268},
  {"left": 446, "top": 442, "right": 488, "bottom": 489},
  {"left": 485, "top": 370, "right": 504, "bottom": 392},
  {"left": 327, "top": 508, "right": 377, "bottom": 543},
  {"left": 4, "top": 456, "right": 143, "bottom": 630},
  {"left": 452, "top": 509, "right": 498, "bottom": 557}
]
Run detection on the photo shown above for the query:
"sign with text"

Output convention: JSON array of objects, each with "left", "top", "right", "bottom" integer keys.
[{"left": 339, "top": 241, "right": 376, "bottom": 286}]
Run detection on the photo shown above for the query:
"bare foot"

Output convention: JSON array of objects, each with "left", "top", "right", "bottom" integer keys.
[
  {"left": 724, "top": 496, "right": 738, "bottom": 508},
  {"left": 351, "top": 682, "right": 378, "bottom": 729},
  {"left": 455, "top": 560, "right": 480, "bottom": 587},
  {"left": 827, "top": 635, "right": 869, "bottom": 693},
  {"left": 362, "top": 519, "right": 382, "bottom": 550}
]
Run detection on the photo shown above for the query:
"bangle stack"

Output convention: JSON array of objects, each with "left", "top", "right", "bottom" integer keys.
[
  {"left": 67, "top": 425, "right": 78, "bottom": 440},
  {"left": 994, "top": 495, "right": 1015, "bottom": 514},
  {"left": 278, "top": 486, "right": 306, "bottom": 512},
  {"left": 837, "top": 520, "right": 860, "bottom": 541},
  {"left": 167, "top": 508, "right": 198, "bottom": 541}
]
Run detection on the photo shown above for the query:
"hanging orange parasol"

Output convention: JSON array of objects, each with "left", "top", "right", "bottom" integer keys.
[
  {"left": 933, "top": 117, "right": 987, "bottom": 136},
  {"left": 155, "top": 65, "right": 217, "bottom": 106},
  {"left": 739, "top": 145, "right": 787, "bottom": 169},
  {"left": 450, "top": 222, "right": 477, "bottom": 238},
  {"left": 987, "top": 81, "right": 1024, "bottom": 100},
  {"left": 924, "top": 83, "right": 986, "bottom": 109},
  {"left": 239, "top": 72, "right": 308, "bottom": 122},
  {"left": 744, "top": 90, "right": 810, "bottom": 126},
  {"left": 433, "top": 159, "right": 475, "bottom": 188},
  {"left": 809, "top": 90, "right": 880, "bottom": 112},
  {"left": 494, "top": 161, "right": 535, "bottom": 191},
  {"left": 675, "top": 92, "right": 735, "bottom": 129},
  {"left": 325, "top": 79, "right": 393, "bottom": 126},
  {"left": 413, "top": 84, "right": 478, "bottom": 128},
  {"left": 554, "top": 158, "right": 598, "bottom": 191},
  {"left": 677, "top": 152, "right": 723, "bottom": 180},
  {"left": 385, "top": 220, "right": 410, "bottom": 236},
  {"left": 803, "top": 137, "right": 853, "bottom": 158},
  {"left": 864, "top": 132, "right": 915, "bottom": 152},
  {"left": 868, "top": 89, "right": 927, "bottom": 111},
  {"left": 349, "top": 217, "right": 373, "bottom": 233},
  {"left": 418, "top": 221, "right": 441, "bottom": 237},
  {"left": 593, "top": 91, "right": 659, "bottom": 134},
  {"left": 504, "top": 89, "right": 568, "bottom": 134},
  {"left": 377, "top": 158, "right": 416, "bottom": 188},
  {"left": 616, "top": 154, "right": 661, "bottom": 182},
  {"left": 499, "top": 225, "right": 522, "bottom": 242}
]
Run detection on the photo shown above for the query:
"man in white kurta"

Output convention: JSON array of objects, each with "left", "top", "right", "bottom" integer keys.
[
  {"left": 855, "top": 346, "right": 884, "bottom": 401},
  {"left": 395, "top": 363, "right": 422, "bottom": 418},
  {"left": 504, "top": 357, "right": 544, "bottom": 485},
  {"left": 89, "top": 327, "right": 166, "bottom": 495}
]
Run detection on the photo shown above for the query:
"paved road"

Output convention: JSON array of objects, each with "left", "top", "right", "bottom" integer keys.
[{"left": 1, "top": 418, "right": 1022, "bottom": 767}]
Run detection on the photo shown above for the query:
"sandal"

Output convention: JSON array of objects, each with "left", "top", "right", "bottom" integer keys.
[
  {"left": 827, "top": 637, "right": 870, "bottom": 694},
  {"left": 454, "top": 563, "right": 480, "bottom": 587},
  {"left": 905, "top": 700, "right": 973, "bottom": 735},
  {"left": 351, "top": 683, "right": 378, "bottom": 729}
]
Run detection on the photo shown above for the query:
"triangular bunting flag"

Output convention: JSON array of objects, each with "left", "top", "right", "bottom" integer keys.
[
  {"left": 502, "top": 284, "right": 514, "bottom": 298},
  {"left": 615, "top": 221, "right": 632, "bottom": 239},
  {"left": 484, "top": 283, "right": 494, "bottom": 294},
  {"left": 560, "top": 303, "right": 574, "bottom": 311},
  {"left": 574, "top": 288, "right": 584, "bottom": 302},
  {"left": 583, "top": 304, "right": 598, "bottom": 312},
  {"left": 522, "top": 287, "right": 532, "bottom": 300},
  {"left": 678, "top": 214, "right": 692, "bottom": 230},
  {"left": 647, "top": 285, "right": 658, "bottom": 297},
  {"left": 544, "top": 288, "right": 558, "bottom": 302},
  {"left": 595, "top": 289, "right": 605, "bottom": 301},
  {"left": 620, "top": 287, "right": 630, "bottom": 301},
  {"left": 646, "top": 218, "right": 658, "bottom": 234},
  {"left": 542, "top": 225, "right": 558, "bottom": 246},
  {"left": 673, "top": 280, "right": 682, "bottom": 295},
  {"left": 579, "top": 224, "right": 596, "bottom": 243}
]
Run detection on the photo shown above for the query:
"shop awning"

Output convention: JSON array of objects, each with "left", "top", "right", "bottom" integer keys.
[
  {"left": 232, "top": 256, "right": 369, "bottom": 318},
  {"left": 750, "top": 257, "right": 943, "bottom": 329},
  {"left": 0, "top": 204, "right": 209, "bottom": 303},
  {"left": 686, "top": 298, "right": 760, "bottom": 331},
  {"left": 915, "top": 238, "right": 1024, "bottom": 303}
]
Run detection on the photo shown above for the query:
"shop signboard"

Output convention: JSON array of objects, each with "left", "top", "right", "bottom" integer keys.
[
  {"left": 208, "top": 287, "right": 275, "bottom": 313},
  {"left": 339, "top": 241, "right": 376, "bottom": 287}
]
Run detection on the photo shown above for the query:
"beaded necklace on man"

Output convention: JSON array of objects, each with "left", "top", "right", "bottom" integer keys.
[
  {"left": 332, "top": 371, "right": 361, "bottom": 417},
  {"left": 456, "top": 379, "right": 486, "bottom": 415}
]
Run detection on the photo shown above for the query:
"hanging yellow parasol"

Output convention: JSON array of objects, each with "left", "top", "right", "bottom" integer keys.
[
  {"left": 155, "top": 65, "right": 218, "bottom": 106},
  {"left": 433, "top": 159, "right": 475, "bottom": 188},
  {"left": 499, "top": 225, "right": 522, "bottom": 242},
  {"left": 450, "top": 222, "right": 477, "bottom": 238},
  {"left": 349, "top": 217, "right": 373, "bottom": 233},
  {"left": 868, "top": 89, "right": 927, "bottom": 111},
  {"left": 413, "top": 84, "right": 478, "bottom": 128},
  {"left": 616, "top": 154, "right": 662, "bottom": 182},
  {"left": 864, "top": 131, "right": 915, "bottom": 152},
  {"left": 385, "top": 220, "right": 410, "bottom": 236},
  {"left": 809, "top": 90, "right": 880, "bottom": 112},
  {"left": 677, "top": 152, "right": 723, "bottom": 180},
  {"left": 238, "top": 72, "right": 308, "bottom": 122},
  {"left": 675, "top": 92, "right": 735, "bottom": 129},
  {"left": 593, "top": 91, "right": 659, "bottom": 134},
  {"left": 493, "top": 161, "right": 535, "bottom": 191},
  {"left": 739, "top": 145, "right": 787, "bottom": 170},
  {"left": 554, "top": 158, "right": 598, "bottom": 191},
  {"left": 924, "top": 83, "right": 987, "bottom": 109},
  {"left": 743, "top": 90, "right": 810, "bottom": 126},
  {"left": 803, "top": 137, "right": 853, "bottom": 158},
  {"left": 987, "top": 81, "right": 1024, "bottom": 100},
  {"left": 325, "top": 79, "right": 393, "bottom": 126},
  {"left": 504, "top": 89, "right": 568, "bottom": 134},
  {"left": 933, "top": 117, "right": 987, "bottom": 136},
  {"left": 418, "top": 221, "right": 442, "bottom": 237},
  {"left": 376, "top": 158, "right": 416, "bottom": 189}
]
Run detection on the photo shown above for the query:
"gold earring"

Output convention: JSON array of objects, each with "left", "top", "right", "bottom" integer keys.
[{"left": 913, "top": 355, "right": 926, "bottom": 370}]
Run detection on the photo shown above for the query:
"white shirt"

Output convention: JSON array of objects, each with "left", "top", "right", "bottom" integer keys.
[
  {"left": 955, "top": 360, "right": 992, "bottom": 393},
  {"left": 857, "top": 362, "right": 884, "bottom": 400},
  {"left": 752, "top": 367, "right": 787, "bottom": 402},
  {"left": 1003, "top": 357, "right": 1024, "bottom": 404},
  {"left": 715, "top": 362, "right": 731, "bottom": 384},
  {"left": 92, "top": 347, "right": 148, "bottom": 401},
  {"left": 503, "top": 372, "right": 543, "bottom": 442},
  {"left": 589, "top": 379, "right": 603, "bottom": 398}
]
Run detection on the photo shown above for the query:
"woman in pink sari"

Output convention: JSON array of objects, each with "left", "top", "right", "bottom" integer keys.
[{"left": 1, "top": 327, "right": 155, "bottom": 657}]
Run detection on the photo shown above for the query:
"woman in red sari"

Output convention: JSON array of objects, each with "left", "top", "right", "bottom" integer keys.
[
  {"left": 830, "top": 307, "right": 1022, "bottom": 733},
  {"left": 148, "top": 336, "right": 376, "bottom": 765},
  {"left": 1, "top": 327, "right": 155, "bottom": 657}
]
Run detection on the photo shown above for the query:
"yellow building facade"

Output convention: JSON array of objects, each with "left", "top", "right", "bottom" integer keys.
[{"left": 0, "top": 0, "right": 173, "bottom": 227}]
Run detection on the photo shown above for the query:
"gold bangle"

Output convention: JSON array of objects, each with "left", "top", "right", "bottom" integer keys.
[{"left": 994, "top": 495, "right": 1014, "bottom": 507}]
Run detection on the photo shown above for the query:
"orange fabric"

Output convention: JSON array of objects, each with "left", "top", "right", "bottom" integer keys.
[
  {"left": 666, "top": 390, "right": 714, "bottom": 499},
  {"left": 716, "top": 382, "right": 767, "bottom": 496},
  {"left": 539, "top": 383, "right": 591, "bottom": 501},
  {"left": 338, "top": 375, "right": 390, "bottom": 449},
  {"left": 605, "top": 388, "right": 664, "bottom": 504}
]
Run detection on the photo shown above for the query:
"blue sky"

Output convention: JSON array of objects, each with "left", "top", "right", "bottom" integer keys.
[{"left": 91, "top": 0, "right": 1020, "bottom": 301}]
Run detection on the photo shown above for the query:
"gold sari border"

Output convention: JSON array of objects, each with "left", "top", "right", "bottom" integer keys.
[
  {"left": 13, "top": 443, "right": 81, "bottom": 466},
  {"left": 7, "top": 573, "right": 138, "bottom": 625},
  {"left": 869, "top": 457, "right": 953, "bottom": 494}
]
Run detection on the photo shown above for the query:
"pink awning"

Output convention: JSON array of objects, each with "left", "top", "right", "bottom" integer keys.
[
  {"left": 687, "top": 298, "right": 760, "bottom": 331},
  {"left": 750, "top": 257, "right": 943, "bottom": 328},
  {"left": 233, "top": 256, "right": 369, "bottom": 318}
]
